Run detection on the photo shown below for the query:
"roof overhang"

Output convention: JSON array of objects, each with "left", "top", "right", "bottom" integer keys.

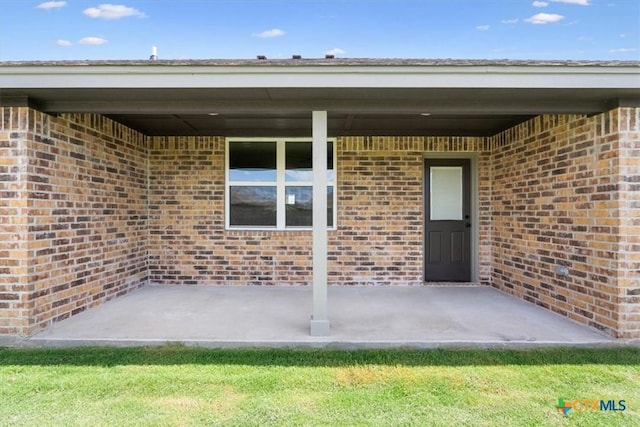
[{"left": 1, "top": 59, "right": 639, "bottom": 137}]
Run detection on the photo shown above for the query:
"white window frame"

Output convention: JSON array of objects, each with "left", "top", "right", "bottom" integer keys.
[{"left": 225, "top": 137, "right": 337, "bottom": 230}]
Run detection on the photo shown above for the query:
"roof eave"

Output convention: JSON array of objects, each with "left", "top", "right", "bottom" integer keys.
[{"left": 1, "top": 61, "right": 639, "bottom": 90}]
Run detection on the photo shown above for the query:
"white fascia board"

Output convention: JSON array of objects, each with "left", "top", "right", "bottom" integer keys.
[{"left": 1, "top": 65, "right": 639, "bottom": 89}]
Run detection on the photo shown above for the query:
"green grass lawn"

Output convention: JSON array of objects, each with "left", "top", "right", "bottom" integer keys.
[{"left": 1, "top": 346, "right": 639, "bottom": 426}]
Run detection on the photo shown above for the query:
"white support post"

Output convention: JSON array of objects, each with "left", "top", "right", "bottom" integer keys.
[{"left": 310, "top": 110, "right": 330, "bottom": 336}]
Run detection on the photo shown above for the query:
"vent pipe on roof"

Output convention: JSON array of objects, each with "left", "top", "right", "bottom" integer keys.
[{"left": 150, "top": 46, "right": 158, "bottom": 61}]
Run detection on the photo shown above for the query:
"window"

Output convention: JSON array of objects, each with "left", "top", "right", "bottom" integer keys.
[
  {"left": 226, "top": 138, "right": 336, "bottom": 229},
  {"left": 429, "top": 166, "right": 463, "bottom": 220}
]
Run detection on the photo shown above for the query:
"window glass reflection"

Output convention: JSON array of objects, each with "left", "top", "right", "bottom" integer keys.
[
  {"left": 229, "top": 186, "right": 277, "bottom": 226},
  {"left": 285, "top": 186, "right": 334, "bottom": 227},
  {"left": 285, "top": 141, "right": 334, "bottom": 182},
  {"left": 229, "top": 142, "right": 277, "bottom": 182}
]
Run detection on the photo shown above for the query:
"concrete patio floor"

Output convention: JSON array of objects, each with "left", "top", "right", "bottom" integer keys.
[{"left": 24, "top": 285, "right": 615, "bottom": 348}]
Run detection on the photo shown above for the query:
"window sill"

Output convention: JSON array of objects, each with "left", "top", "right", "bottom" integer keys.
[{"left": 226, "top": 227, "right": 337, "bottom": 232}]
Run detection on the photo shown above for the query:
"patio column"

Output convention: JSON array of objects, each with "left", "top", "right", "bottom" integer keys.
[{"left": 310, "top": 110, "right": 330, "bottom": 336}]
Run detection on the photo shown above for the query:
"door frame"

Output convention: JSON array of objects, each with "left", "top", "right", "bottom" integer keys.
[{"left": 423, "top": 153, "right": 479, "bottom": 283}]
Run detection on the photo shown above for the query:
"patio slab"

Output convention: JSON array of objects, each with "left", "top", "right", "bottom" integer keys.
[{"left": 26, "top": 285, "right": 614, "bottom": 348}]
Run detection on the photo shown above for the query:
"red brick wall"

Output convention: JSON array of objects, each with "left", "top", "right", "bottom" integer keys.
[
  {"left": 490, "top": 109, "right": 640, "bottom": 338},
  {"left": 0, "top": 108, "right": 148, "bottom": 335}
]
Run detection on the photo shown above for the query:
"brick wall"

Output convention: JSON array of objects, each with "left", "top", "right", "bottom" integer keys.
[
  {"left": 0, "top": 107, "right": 147, "bottom": 335},
  {"left": 3, "top": 105, "right": 638, "bottom": 338},
  {"left": 490, "top": 108, "right": 640, "bottom": 338},
  {"left": 147, "top": 136, "right": 323, "bottom": 285},
  {"left": 617, "top": 108, "right": 640, "bottom": 338},
  {"left": 0, "top": 108, "right": 30, "bottom": 334},
  {"left": 332, "top": 137, "right": 424, "bottom": 285},
  {"left": 148, "top": 136, "right": 491, "bottom": 286}
]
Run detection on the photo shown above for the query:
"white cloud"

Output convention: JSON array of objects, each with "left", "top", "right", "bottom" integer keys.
[
  {"left": 37, "top": 1, "right": 66, "bottom": 9},
  {"left": 83, "top": 4, "right": 146, "bottom": 20},
  {"left": 325, "top": 48, "right": 346, "bottom": 56},
  {"left": 476, "top": 25, "right": 490, "bottom": 31},
  {"left": 56, "top": 39, "right": 72, "bottom": 46},
  {"left": 501, "top": 18, "right": 520, "bottom": 24},
  {"left": 525, "top": 13, "right": 564, "bottom": 24},
  {"left": 79, "top": 37, "right": 108, "bottom": 45},
  {"left": 609, "top": 48, "right": 637, "bottom": 53},
  {"left": 550, "top": 0, "right": 589, "bottom": 5},
  {"left": 533, "top": 1, "right": 549, "bottom": 7},
  {"left": 254, "top": 28, "right": 285, "bottom": 38}
]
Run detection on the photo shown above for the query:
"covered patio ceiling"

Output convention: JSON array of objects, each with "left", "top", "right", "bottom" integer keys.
[{"left": 1, "top": 59, "right": 639, "bottom": 137}]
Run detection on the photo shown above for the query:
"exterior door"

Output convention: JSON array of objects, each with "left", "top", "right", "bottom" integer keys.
[{"left": 424, "top": 159, "right": 471, "bottom": 282}]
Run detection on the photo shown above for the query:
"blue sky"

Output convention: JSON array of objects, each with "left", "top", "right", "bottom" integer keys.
[{"left": 0, "top": 0, "right": 638, "bottom": 61}]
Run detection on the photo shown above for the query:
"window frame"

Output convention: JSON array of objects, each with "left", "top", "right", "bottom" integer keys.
[{"left": 225, "top": 137, "right": 337, "bottom": 230}]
